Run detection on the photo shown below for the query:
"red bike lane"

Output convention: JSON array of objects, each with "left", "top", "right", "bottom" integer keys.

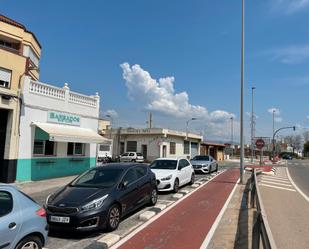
[{"left": 117, "top": 168, "right": 240, "bottom": 249}]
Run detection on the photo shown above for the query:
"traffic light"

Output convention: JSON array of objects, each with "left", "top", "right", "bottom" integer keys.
[{"left": 293, "top": 126, "right": 296, "bottom": 131}]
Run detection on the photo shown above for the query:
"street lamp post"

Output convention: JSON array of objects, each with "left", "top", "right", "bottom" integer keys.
[
  {"left": 251, "top": 86, "right": 255, "bottom": 163},
  {"left": 272, "top": 126, "right": 296, "bottom": 160},
  {"left": 230, "top": 117, "right": 234, "bottom": 158},
  {"left": 186, "top": 118, "right": 197, "bottom": 139},
  {"left": 240, "top": 0, "right": 245, "bottom": 184}
]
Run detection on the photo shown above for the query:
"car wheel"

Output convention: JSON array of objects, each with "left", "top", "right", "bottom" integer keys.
[
  {"left": 106, "top": 204, "right": 121, "bottom": 231},
  {"left": 189, "top": 173, "right": 195, "bottom": 185},
  {"left": 15, "top": 235, "right": 43, "bottom": 249},
  {"left": 149, "top": 188, "right": 158, "bottom": 206},
  {"left": 173, "top": 178, "right": 179, "bottom": 193}
]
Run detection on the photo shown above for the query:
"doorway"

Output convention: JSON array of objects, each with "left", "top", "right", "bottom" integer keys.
[
  {"left": 0, "top": 109, "right": 8, "bottom": 182},
  {"left": 162, "top": 145, "right": 167, "bottom": 158},
  {"left": 141, "top": 145, "right": 147, "bottom": 161}
]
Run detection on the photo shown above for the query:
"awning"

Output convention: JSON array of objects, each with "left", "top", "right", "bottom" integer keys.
[{"left": 32, "top": 122, "right": 108, "bottom": 144}]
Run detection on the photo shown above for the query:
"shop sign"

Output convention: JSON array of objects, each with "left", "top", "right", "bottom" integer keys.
[{"left": 48, "top": 111, "right": 80, "bottom": 126}]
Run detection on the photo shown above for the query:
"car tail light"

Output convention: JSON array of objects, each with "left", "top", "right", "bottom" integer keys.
[{"left": 36, "top": 207, "right": 47, "bottom": 217}]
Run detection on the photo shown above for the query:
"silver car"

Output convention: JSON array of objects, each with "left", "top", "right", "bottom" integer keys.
[
  {"left": 190, "top": 155, "right": 218, "bottom": 174},
  {"left": 120, "top": 152, "right": 144, "bottom": 162},
  {"left": 0, "top": 184, "right": 48, "bottom": 249}
]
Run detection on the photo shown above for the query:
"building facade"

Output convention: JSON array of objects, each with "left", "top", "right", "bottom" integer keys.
[
  {"left": 106, "top": 128, "right": 203, "bottom": 162},
  {"left": 16, "top": 77, "right": 104, "bottom": 181},
  {"left": 200, "top": 142, "right": 226, "bottom": 161},
  {"left": 0, "top": 15, "right": 41, "bottom": 182}
]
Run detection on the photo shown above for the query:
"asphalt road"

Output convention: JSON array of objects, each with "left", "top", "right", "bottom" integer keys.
[
  {"left": 28, "top": 161, "right": 238, "bottom": 249},
  {"left": 287, "top": 159, "right": 309, "bottom": 197}
]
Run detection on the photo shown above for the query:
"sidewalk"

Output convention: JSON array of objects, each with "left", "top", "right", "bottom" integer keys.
[
  {"left": 206, "top": 171, "right": 253, "bottom": 249},
  {"left": 14, "top": 175, "right": 77, "bottom": 195},
  {"left": 110, "top": 168, "right": 240, "bottom": 249}
]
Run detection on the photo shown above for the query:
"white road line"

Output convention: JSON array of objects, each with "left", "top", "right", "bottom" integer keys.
[
  {"left": 261, "top": 176, "right": 289, "bottom": 181},
  {"left": 286, "top": 167, "right": 309, "bottom": 203},
  {"left": 109, "top": 170, "right": 228, "bottom": 249},
  {"left": 199, "top": 178, "right": 240, "bottom": 249},
  {"left": 260, "top": 183, "right": 296, "bottom": 192},
  {"left": 260, "top": 180, "right": 293, "bottom": 187},
  {"left": 261, "top": 178, "right": 290, "bottom": 184}
]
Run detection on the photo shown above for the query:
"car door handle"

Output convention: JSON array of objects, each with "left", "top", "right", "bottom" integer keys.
[{"left": 8, "top": 222, "right": 16, "bottom": 229}]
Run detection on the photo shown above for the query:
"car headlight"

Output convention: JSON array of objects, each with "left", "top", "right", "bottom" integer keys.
[
  {"left": 161, "top": 175, "right": 172, "bottom": 181},
  {"left": 203, "top": 164, "right": 209, "bottom": 168},
  {"left": 81, "top": 194, "right": 108, "bottom": 212}
]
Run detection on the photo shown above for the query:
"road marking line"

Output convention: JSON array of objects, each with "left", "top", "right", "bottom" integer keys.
[
  {"left": 261, "top": 176, "right": 289, "bottom": 181},
  {"left": 286, "top": 167, "right": 309, "bottom": 203},
  {"left": 109, "top": 170, "right": 227, "bottom": 249},
  {"left": 260, "top": 180, "right": 293, "bottom": 187},
  {"left": 261, "top": 177, "right": 290, "bottom": 183},
  {"left": 260, "top": 183, "right": 296, "bottom": 192},
  {"left": 199, "top": 178, "right": 240, "bottom": 249}
]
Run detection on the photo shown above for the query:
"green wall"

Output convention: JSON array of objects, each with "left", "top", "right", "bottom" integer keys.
[{"left": 16, "top": 157, "right": 96, "bottom": 181}]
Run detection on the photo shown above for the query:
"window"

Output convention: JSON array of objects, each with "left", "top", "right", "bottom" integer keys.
[
  {"left": 135, "top": 166, "right": 147, "bottom": 178},
  {"left": 170, "top": 142, "right": 176, "bottom": 155},
  {"left": 67, "top": 143, "right": 84, "bottom": 156},
  {"left": 123, "top": 169, "right": 137, "bottom": 185},
  {"left": 184, "top": 140, "right": 190, "bottom": 154},
  {"left": 179, "top": 159, "right": 189, "bottom": 170},
  {"left": 127, "top": 141, "right": 137, "bottom": 152},
  {"left": 99, "top": 145, "right": 110, "bottom": 151},
  {"left": 0, "top": 191, "right": 13, "bottom": 217},
  {"left": 0, "top": 68, "right": 11, "bottom": 88},
  {"left": 23, "top": 45, "right": 40, "bottom": 67},
  {"left": 33, "top": 140, "right": 55, "bottom": 156}
]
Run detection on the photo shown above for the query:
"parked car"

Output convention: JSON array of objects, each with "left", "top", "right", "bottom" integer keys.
[
  {"left": 150, "top": 158, "right": 195, "bottom": 193},
  {"left": 46, "top": 163, "right": 157, "bottom": 232},
  {"left": 282, "top": 154, "right": 293, "bottom": 160},
  {"left": 0, "top": 184, "right": 48, "bottom": 249},
  {"left": 120, "top": 152, "right": 144, "bottom": 162},
  {"left": 190, "top": 155, "right": 218, "bottom": 174}
]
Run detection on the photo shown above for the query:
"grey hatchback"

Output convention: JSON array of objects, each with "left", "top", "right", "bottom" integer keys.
[{"left": 0, "top": 184, "right": 48, "bottom": 249}]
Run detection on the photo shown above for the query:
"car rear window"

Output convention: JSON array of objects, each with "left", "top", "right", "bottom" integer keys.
[
  {"left": 0, "top": 191, "right": 13, "bottom": 217},
  {"left": 136, "top": 153, "right": 143, "bottom": 156}
]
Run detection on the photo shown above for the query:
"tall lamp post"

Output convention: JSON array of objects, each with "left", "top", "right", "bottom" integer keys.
[
  {"left": 240, "top": 0, "right": 245, "bottom": 184},
  {"left": 186, "top": 118, "right": 197, "bottom": 139},
  {"left": 230, "top": 117, "right": 234, "bottom": 158},
  {"left": 272, "top": 126, "right": 296, "bottom": 160},
  {"left": 251, "top": 86, "right": 255, "bottom": 163}
]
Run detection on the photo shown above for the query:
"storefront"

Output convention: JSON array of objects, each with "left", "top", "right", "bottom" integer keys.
[{"left": 16, "top": 77, "right": 105, "bottom": 181}]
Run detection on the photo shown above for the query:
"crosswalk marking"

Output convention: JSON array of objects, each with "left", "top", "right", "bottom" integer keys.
[
  {"left": 261, "top": 177, "right": 290, "bottom": 183},
  {"left": 260, "top": 183, "right": 296, "bottom": 192}
]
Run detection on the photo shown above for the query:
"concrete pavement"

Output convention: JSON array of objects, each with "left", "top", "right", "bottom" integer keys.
[{"left": 259, "top": 165, "right": 309, "bottom": 249}]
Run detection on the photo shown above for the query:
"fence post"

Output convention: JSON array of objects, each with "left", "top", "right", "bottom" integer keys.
[{"left": 252, "top": 212, "right": 261, "bottom": 249}]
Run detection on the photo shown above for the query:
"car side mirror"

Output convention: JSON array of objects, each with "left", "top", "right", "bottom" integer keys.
[
  {"left": 178, "top": 166, "right": 182, "bottom": 171},
  {"left": 119, "top": 181, "right": 128, "bottom": 189}
]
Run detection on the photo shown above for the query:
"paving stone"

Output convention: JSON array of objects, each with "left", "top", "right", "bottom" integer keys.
[
  {"left": 172, "top": 193, "right": 184, "bottom": 199},
  {"left": 179, "top": 189, "right": 190, "bottom": 194},
  {"left": 191, "top": 183, "right": 200, "bottom": 188},
  {"left": 139, "top": 210, "right": 156, "bottom": 221},
  {"left": 154, "top": 203, "right": 167, "bottom": 210},
  {"left": 97, "top": 234, "right": 120, "bottom": 248}
]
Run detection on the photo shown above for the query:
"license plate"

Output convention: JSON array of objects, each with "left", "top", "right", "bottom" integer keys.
[{"left": 50, "top": 216, "right": 70, "bottom": 223}]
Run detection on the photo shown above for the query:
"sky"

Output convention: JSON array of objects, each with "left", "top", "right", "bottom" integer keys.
[{"left": 2, "top": 0, "right": 309, "bottom": 142}]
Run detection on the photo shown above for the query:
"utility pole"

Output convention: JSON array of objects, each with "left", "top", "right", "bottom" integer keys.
[
  {"left": 251, "top": 86, "right": 255, "bottom": 163},
  {"left": 272, "top": 109, "right": 275, "bottom": 158},
  {"left": 240, "top": 0, "right": 245, "bottom": 184},
  {"left": 231, "top": 117, "right": 234, "bottom": 158}
]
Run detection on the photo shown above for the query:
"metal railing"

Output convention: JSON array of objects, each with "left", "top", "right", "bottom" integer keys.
[{"left": 250, "top": 169, "right": 277, "bottom": 249}]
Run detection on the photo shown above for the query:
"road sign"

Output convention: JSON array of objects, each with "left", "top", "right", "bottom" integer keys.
[{"left": 255, "top": 139, "right": 265, "bottom": 150}]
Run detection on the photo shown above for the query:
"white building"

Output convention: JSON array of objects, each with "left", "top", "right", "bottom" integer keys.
[
  {"left": 106, "top": 128, "right": 203, "bottom": 162},
  {"left": 16, "top": 77, "right": 106, "bottom": 181}
]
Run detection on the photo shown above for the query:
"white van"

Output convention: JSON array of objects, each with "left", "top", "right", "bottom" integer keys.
[{"left": 97, "top": 139, "right": 113, "bottom": 163}]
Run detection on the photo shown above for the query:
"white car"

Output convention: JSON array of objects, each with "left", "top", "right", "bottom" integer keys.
[
  {"left": 190, "top": 155, "right": 218, "bottom": 174},
  {"left": 120, "top": 152, "right": 144, "bottom": 162},
  {"left": 150, "top": 158, "right": 195, "bottom": 192}
]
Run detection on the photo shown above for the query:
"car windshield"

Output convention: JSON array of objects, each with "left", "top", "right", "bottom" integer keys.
[
  {"left": 71, "top": 168, "right": 124, "bottom": 188},
  {"left": 150, "top": 160, "right": 177, "bottom": 170},
  {"left": 193, "top": 156, "right": 210, "bottom": 161},
  {"left": 136, "top": 153, "right": 142, "bottom": 156}
]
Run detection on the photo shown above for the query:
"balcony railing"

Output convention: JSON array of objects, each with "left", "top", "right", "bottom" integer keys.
[{"left": 29, "top": 81, "right": 65, "bottom": 100}]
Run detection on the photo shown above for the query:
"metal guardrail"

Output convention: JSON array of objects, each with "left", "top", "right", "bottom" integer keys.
[{"left": 250, "top": 169, "right": 277, "bottom": 249}]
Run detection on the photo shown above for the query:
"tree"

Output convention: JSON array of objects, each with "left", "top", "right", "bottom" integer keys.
[
  {"left": 304, "top": 141, "right": 309, "bottom": 157},
  {"left": 303, "top": 131, "right": 309, "bottom": 142}
]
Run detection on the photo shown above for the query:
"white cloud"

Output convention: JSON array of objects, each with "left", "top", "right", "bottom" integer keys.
[
  {"left": 274, "top": 0, "right": 309, "bottom": 14},
  {"left": 270, "top": 44, "right": 309, "bottom": 64},
  {"left": 267, "top": 108, "right": 281, "bottom": 115},
  {"left": 120, "top": 63, "right": 235, "bottom": 124},
  {"left": 101, "top": 109, "right": 118, "bottom": 118},
  {"left": 274, "top": 117, "right": 283, "bottom": 122},
  {"left": 306, "top": 115, "right": 309, "bottom": 119}
]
